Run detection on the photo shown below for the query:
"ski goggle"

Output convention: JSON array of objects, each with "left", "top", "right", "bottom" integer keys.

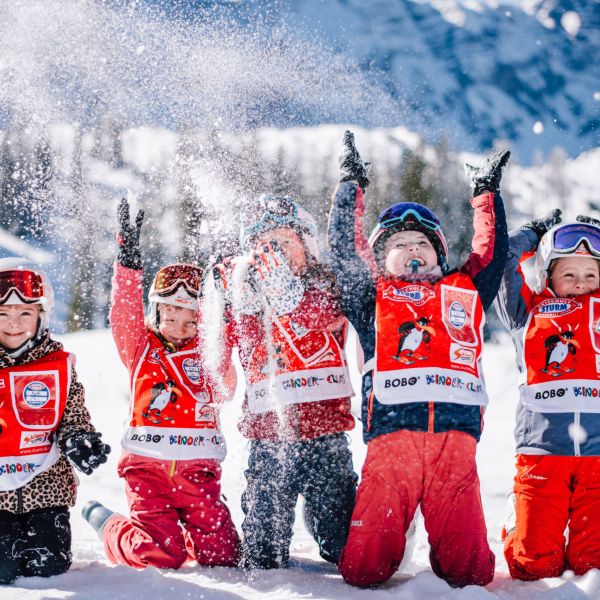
[
  {"left": 378, "top": 203, "right": 442, "bottom": 232},
  {"left": 0, "top": 269, "right": 45, "bottom": 304},
  {"left": 241, "top": 194, "right": 299, "bottom": 238},
  {"left": 551, "top": 223, "right": 600, "bottom": 257},
  {"left": 369, "top": 202, "right": 448, "bottom": 257},
  {"left": 153, "top": 264, "right": 203, "bottom": 298}
]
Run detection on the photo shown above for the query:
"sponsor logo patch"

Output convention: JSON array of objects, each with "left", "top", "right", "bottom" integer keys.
[
  {"left": 534, "top": 298, "right": 581, "bottom": 318},
  {"left": 195, "top": 401, "right": 216, "bottom": 427},
  {"left": 382, "top": 285, "right": 435, "bottom": 306},
  {"left": 20, "top": 431, "right": 52, "bottom": 449},
  {"left": 450, "top": 343, "right": 476, "bottom": 365},
  {"left": 448, "top": 302, "right": 467, "bottom": 329},
  {"left": 22, "top": 381, "right": 51, "bottom": 409},
  {"left": 182, "top": 358, "right": 200, "bottom": 383}
]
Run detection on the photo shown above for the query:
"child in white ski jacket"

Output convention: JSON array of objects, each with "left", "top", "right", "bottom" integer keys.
[{"left": 495, "top": 212, "right": 600, "bottom": 579}]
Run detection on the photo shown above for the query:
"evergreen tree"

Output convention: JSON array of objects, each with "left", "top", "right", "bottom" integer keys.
[{"left": 66, "top": 129, "right": 97, "bottom": 332}]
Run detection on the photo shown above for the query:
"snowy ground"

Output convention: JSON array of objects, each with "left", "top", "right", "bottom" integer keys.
[{"left": 4, "top": 328, "right": 600, "bottom": 600}]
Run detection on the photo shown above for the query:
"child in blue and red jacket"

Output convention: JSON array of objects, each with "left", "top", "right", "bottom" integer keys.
[
  {"left": 327, "top": 132, "right": 509, "bottom": 588},
  {"left": 214, "top": 193, "right": 357, "bottom": 569},
  {"left": 495, "top": 211, "right": 600, "bottom": 580}
]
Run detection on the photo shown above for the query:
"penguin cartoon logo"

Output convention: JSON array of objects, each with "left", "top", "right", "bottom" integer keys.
[
  {"left": 393, "top": 306, "right": 436, "bottom": 365},
  {"left": 142, "top": 380, "right": 182, "bottom": 424},
  {"left": 541, "top": 321, "right": 580, "bottom": 378}
]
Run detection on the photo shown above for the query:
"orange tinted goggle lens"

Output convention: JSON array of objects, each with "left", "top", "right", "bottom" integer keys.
[
  {"left": 154, "top": 265, "right": 202, "bottom": 295},
  {"left": 0, "top": 270, "right": 44, "bottom": 302}
]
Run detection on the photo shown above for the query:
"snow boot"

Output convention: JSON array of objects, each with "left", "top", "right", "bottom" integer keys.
[{"left": 82, "top": 500, "right": 115, "bottom": 538}]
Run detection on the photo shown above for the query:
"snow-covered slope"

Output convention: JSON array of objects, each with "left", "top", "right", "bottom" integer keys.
[{"left": 4, "top": 329, "right": 600, "bottom": 599}]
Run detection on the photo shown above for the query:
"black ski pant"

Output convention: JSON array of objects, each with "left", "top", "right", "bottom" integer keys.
[
  {"left": 241, "top": 433, "right": 357, "bottom": 569},
  {"left": 0, "top": 506, "right": 72, "bottom": 584}
]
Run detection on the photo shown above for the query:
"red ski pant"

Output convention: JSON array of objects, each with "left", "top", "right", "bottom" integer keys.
[
  {"left": 339, "top": 430, "right": 494, "bottom": 588},
  {"left": 505, "top": 454, "right": 600, "bottom": 580},
  {"left": 103, "top": 456, "right": 240, "bottom": 569}
]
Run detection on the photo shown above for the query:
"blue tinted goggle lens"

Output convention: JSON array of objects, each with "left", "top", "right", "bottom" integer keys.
[
  {"left": 379, "top": 205, "right": 440, "bottom": 231},
  {"left": 242, "top": 195, "right": 298, "bottom": 240},
  {"left": 553, "top": 224, "right": 600, "bottom": 256}
]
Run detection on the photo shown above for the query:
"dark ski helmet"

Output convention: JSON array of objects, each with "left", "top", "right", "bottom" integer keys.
[{"left": 368, "top": 202, "right": 449, "bottom": 272}]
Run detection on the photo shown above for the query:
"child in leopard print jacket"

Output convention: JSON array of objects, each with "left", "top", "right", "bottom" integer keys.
[{"left": 0, "top": 258, "right": 110, "bottom": 585}]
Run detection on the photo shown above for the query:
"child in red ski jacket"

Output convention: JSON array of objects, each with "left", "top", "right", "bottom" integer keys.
[
  {"left": 0, "top": 258, "right": 110, "bottom": 584},
  {"left": 328, "top": 132, "right": 509, "bottom": 588},
  {"left": 214, "top": 193, "right": 357, "bottom": 569},
  {"left": 495, "top": 211, "right": 600, "bottom": 579},
  {"left": 82, "top": 199, "right": 239, "bottom": 569}
]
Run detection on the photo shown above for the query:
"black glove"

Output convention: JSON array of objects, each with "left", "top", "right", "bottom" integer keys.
[
  {"left": 60, "top": 431, "right": 111, "bottom": 476},
  {"left": 339, "top": 130, "right": 370, "bottom": 192},
  {"left": 117, "top": 198, "right": 145, "bottom": 270},
  {"left": 522, "top": 208, "right": 563, "bottom": 241},
  {"left": 464, "top": 149, "right": 511, "bottom": 196},
  {"left": 576, "top": 215, "right": 600, "bottom": 226}
]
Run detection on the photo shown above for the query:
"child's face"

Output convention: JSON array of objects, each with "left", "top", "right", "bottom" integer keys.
[
  {"left": 256, "top": 227, "right": 307, "bottom": 274},
  {"left": 384, "top": 230, "right": 438, "bottom": 277},
  {"left": 550, "top": 257, "right": 600, "bottom": 297},
  {"left": 158, "top": 304, "right": 198, "bottom": 348},
  {"left": 0, "top": 304, "right": 40, "bottom": 349}
]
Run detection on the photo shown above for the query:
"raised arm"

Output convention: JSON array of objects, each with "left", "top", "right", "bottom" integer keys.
[
  {"left": 460, "top": 150, "right": 510, "bottom": 311},
  {"left": 495, "top": 209, "right": 562, "bottom": 331},
  {"left": 109, "top": 198, "right": 147, "bottom": 370},
  {"left": 327, "top": 132, "right": 377, "bottom": 327}
]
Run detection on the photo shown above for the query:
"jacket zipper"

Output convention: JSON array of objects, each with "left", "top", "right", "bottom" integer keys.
[
  {"left": 17, "top": 487, "right": 23, "bottom": 514},
  {"left": 574, "top": 412, "right": 581, "bottom": 456},
  {"left": 428, "top": 401, "right": 435, "bottom": 433},
  {"left": 366, "top": 390, "right": 375, "bottom": 432}
]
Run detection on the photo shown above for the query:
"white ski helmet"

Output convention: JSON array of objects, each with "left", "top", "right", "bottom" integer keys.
[
  {"left": 240, "top": 193, "right": 320, "bottom": 258},
  {"left": 534, "top": 221, "right": 600, "bottom": 293},
  {"left": 147, "top": 263, "right": 202, "bottom": 327},
  {"left": 0, "top": 257, "right": 54, "bottom": 334}
]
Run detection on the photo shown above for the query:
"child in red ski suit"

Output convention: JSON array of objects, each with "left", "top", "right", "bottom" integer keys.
[
  {"left": 214, "top": 193, "right": 357, "bottom": 569},
  {"left": 495, "top": 211, "right": 600, "bottom": 579},
  {"left": 82, "top": 199, "right": 239, "bottom": 569},
  {"left": 328, "top": 132, "right": 509, "bottom": 588},
  {"left": 0, "top": 258, "right": 110, "bottom": 584}
]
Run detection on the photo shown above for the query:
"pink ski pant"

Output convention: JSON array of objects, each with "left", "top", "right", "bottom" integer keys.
[
  {"left": 103, "top": 456, "right": 239, "bottom": 569},
  {"left": 338, "top": 430, "right": 494, "bottom": 587}
]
